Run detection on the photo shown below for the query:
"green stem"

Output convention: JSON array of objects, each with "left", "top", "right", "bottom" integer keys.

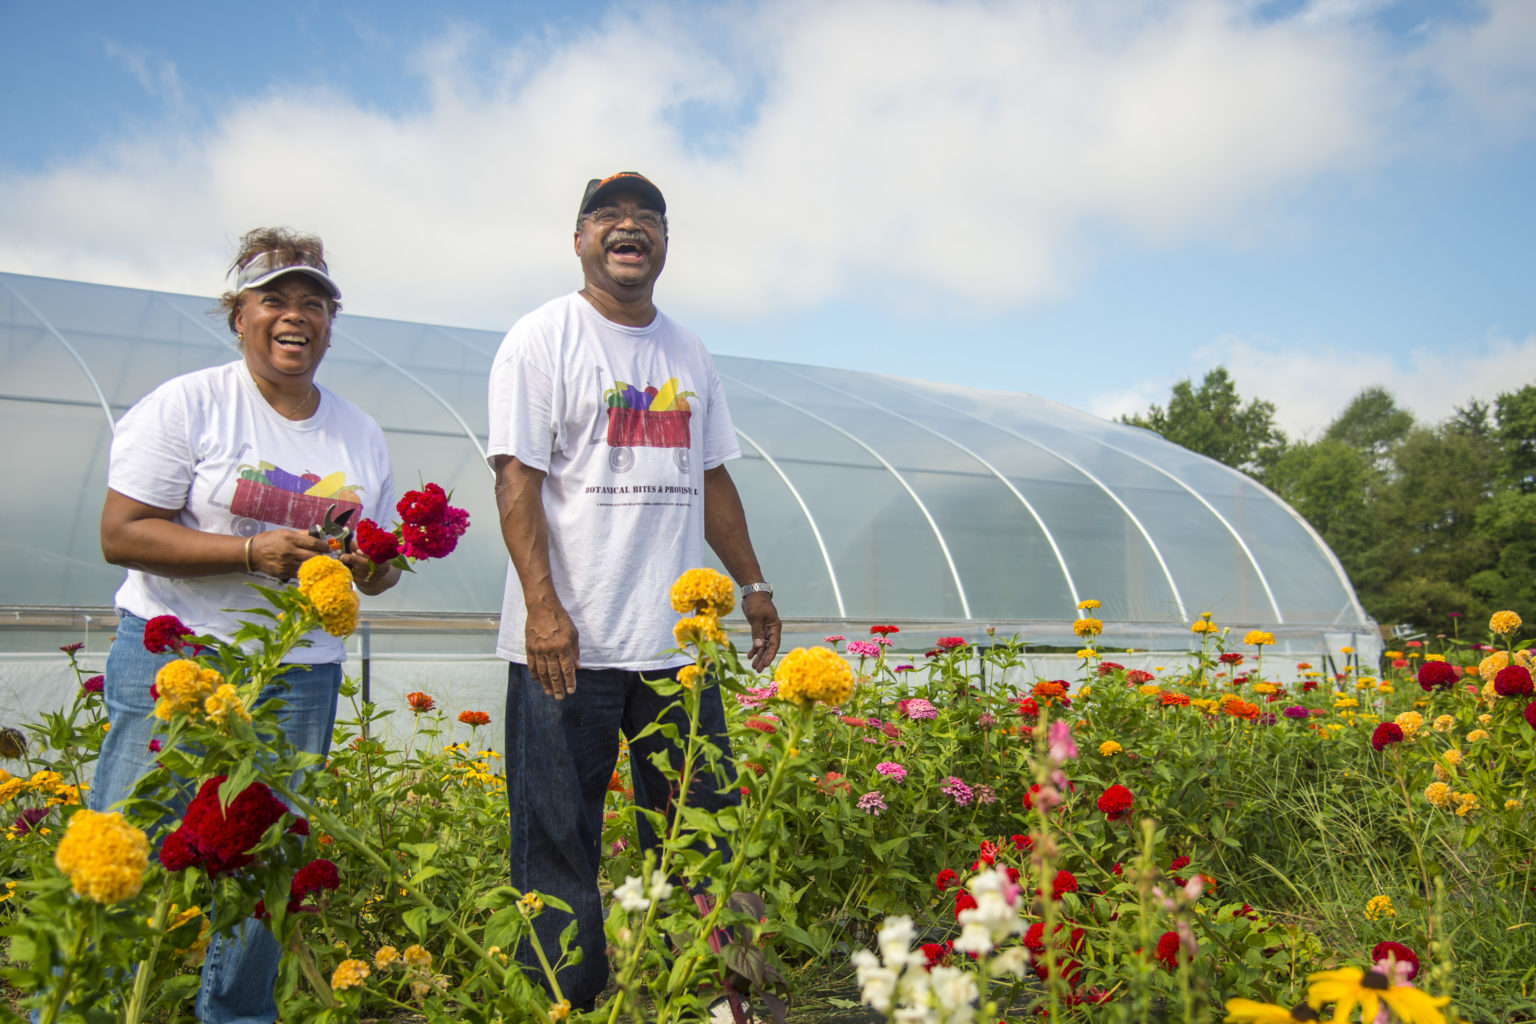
[
  {"left": 123, "top": 886, "right": 175, "bottom": 1024},
  {"left": 40, "top": 916, "right": 89, "bottom": 1024}
]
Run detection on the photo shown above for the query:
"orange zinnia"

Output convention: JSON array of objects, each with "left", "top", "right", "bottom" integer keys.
[
  {"left": 458, "top": 710, "right": 490, "bottom": 727},
  {"left": 406, "top": 691, "right": 435, "bottom": 713},
  {"left": 1159, "top": 692, "right": 1191, "bottom": 707},
  {"left": 1222, "top": 699, "right": 1260, "bottom": 720},
  {"left": 608, "top": 771, "right": 625, "bottom": 792},
  {"left": 1033, "top": 680, "right": 1068, "bottom": 703}
]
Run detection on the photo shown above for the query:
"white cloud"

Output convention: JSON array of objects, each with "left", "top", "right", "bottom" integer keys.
[
  {"left": 1104, "top": 330, "right": 1536, "bottom": 439},
  {"left": 0, "top": 0, "right": 1531, "bottom": 329}
]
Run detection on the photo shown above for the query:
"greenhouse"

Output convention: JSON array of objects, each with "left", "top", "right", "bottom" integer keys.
[{"left": 0, "top": 271, "right": 1380, "bottom": 725}]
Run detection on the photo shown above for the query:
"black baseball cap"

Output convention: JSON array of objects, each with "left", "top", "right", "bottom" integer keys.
[{"left": 579, "top": 172, "right": 666, "bottom": 217}]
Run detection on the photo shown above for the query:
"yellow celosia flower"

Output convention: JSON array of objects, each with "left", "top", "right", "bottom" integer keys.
[
  {"left": 53, "top": 809, "right": 148, "bottom": 904},
  {"left": 1424, "top": 782, "right": 1452, "bottom": 808},
  {"left": 1394, "top": 711, "right": 1422, "bottom": 738},
  {"left": 775, "top": 646, "right": 854, "bottom": 706},
  {"left": 402, "top": 943, "right": 432, "bottom": 969},
  {"left": 1243, "top": 630, "right": 1275, "bottom": 647},
  {"left": 154, "top": 659, "right": 223, "bottom": 721},
  {"left": 1479, "top": 651, "right": 1510, "bottom": 683},
  {"left": 1432, "top": 715, "right": 1455, "bottom": 733},
  {"left": 1489, "top": 609, "right": 1522, "bottom": 635},
  {"left": 676, "top": 664, "right": 704, "bottom": 690},
  {"left": 1454, "top": 792, "right": 1478, "bottom": 817},
  {"left": 518, "top": 891, "right": 545, "bottom": 917},
  {"left": 548, "top": 999, "right": 572, "bottom": 1022},
  {"left": 331, "top": 958, "right": 370, "bottom": 991},
  {"left": 204, "top": 684, "right": 252, "bottom": 727},
  {"left": 1465, "top": 729, "right": 1488, "bottom": 743},
  {"left": 298, "top": 555, "right": 359, "bottom": 637},
  {"left": 373, "top": 945, "right": 398, "bottom": 969},
  {"left": 1506, "top": 799, "right": 1523, "bottom": 811},
  {"left": 1076, "top": 598, "right": 1101, "bottom": 610},
  {"left": 1073, "top": 617, "right": 1103, "bottom": 638},
  {"left": 1098, "top": 740, "right": 1122, "bottom": 756},
  {"left": 674, "top": 614, "right": 726, "bottom": 648},
  {"left": 1478, "top": 713, "right": 1492, "bottom": 725},
  {"left": 1364, "top": 894, "right": 1395, "bottom": 920},
  {"left": 669, "top": 568, "right": 736, "bottom": 616}
]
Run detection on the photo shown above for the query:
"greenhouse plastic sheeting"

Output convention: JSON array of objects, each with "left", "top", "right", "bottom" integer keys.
[{"left": 0, "top": 272, "right": 1373, "bottom": 651}]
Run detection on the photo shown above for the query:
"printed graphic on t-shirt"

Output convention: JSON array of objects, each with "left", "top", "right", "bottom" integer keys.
[
  {"left": 599, "top": 376, "right": 697, "bottom": 477},
  {"left": 220, "top": 457, "right": 365, "bottom": 536}
]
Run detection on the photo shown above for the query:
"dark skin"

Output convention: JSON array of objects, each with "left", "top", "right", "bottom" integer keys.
[
  {"left": 100, "top": 278, "right": 400, "bottom": 596},
  {"left": 495, "top": 190, "right": 781, "bottom": 698}
]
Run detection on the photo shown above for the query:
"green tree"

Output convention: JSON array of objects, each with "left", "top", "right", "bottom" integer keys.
[
  {"left": 1121, "top": 367, "right": 1287, "bottom": 478},
  {"left": 1322, "top": 387, "right": 1414, "bottom": 474},
  {"left": 1494, "top": 384, "right": 1536, "bottom": 492}
]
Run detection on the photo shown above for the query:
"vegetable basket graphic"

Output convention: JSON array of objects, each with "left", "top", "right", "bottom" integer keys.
[
  {"left": 602, "top": 376, "right": 695, "bottom": 473},
  {"left": 212, "top": 456, "right": 364, "bottom": 536}
]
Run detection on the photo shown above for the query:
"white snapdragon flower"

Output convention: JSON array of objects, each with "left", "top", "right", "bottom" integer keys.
[
  {"left": 647, "top": 870, "right": 674, "bottom": 903},
  {"left": 927, "top": 965, "right": 978, "bottom": 1024},
  {"left": 989, "top": 946, "right": 1030, "bottom": 979},
  {"left": 952, "top": 920, "right": 994, "bottom": 956},
  {"left": 877, "top": 915, "right": 919, "bottom": 968},
  {"left": 612, "top": 875, "right": 649, "bottom": 913},
  {"left": 852, "top": 949, "right": 899, "bottom": 1013}
]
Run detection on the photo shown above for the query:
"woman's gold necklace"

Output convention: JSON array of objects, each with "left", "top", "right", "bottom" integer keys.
[{"left": 250, "top": 369, "right": 316, "bottom": 419}]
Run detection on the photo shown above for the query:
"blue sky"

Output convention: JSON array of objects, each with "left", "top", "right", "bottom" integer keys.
[{"left": 3, "top": 0, "right": 1532, "bottom": 436}]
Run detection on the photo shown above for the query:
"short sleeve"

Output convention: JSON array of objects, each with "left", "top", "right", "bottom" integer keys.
[
  {"left": 487, "top": 324, "right": 557, "bottom": 472},
  {"left": 107, "top": 383, "right": 197, "bottom": 511},
  {"left": 700, "top": 357, "right": 741, "bottom": 470}
]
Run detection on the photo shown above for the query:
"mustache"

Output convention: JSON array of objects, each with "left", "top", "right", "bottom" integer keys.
[{"left": 603, "top": 229, "right": 653, "bottom": 252}]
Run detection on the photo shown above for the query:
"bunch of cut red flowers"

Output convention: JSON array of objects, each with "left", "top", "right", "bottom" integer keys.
[{"left": 355, "top": 482, "right": 470, "bottom": 570}]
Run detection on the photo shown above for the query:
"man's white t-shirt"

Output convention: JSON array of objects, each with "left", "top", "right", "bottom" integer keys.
[
  {"left": 487, "top": 293, "right": 741, "bottom": 670},
  {"left": 108, "top": 361, "right": 396, "bottom": 664}
]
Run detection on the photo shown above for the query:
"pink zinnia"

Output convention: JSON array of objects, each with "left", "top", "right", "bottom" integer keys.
[
  {"left": 823, "top": 635, "right": 845, "bottom": 645},
  {"left": 846, "top": 640, "right": 881, "bottom": 658},
  {"left": 903, "top": 698, "right": 938, "bottom": 720},
  {"left": 936, "top": 636, "right": 966, "bottom": 650},
  {"left": 940, "top": 776, "right": 974, "bottom": 807},
  {"left": 856, "top": 791, "right": 886, "bottom": 815},
  {"left": 876, "top": 761, "right": 907, "bottom": 782}
]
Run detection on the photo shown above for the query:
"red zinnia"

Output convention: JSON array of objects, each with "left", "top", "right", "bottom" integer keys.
[
  {"left": 1370, "top": 722, "right": 1405, "bottom": 751},
  {"left": 1096, "top": 661, "right": 1124, "bottom": 675},
  {"left": 1218, "top": 652, "right": 1243, "bottom": 666},
  {"left": 143, "top": 614, "right": 195, "bottom": 654},
  {"left": 1372, "top": 941, "right": 1419, "bottom": 980},
  {"left": 407, "top": 691, "right": 435, "bottom": 713},
  {"left": 1097, "top": 784, "right": 1134, "bottom": 821},
  {"left": 936, "top": 636, "right": 966, "bottom": 650},
  {"left": 1494, "top": 665, "right": 1534, "bottom": 697},
  {"left": 870, "top": 625, "right": 900, "bottom": 636},
  {"left": 458, "top": 710, "right": 491, "bottom": 726},
  {"left": 1417, "top": 661, "right": 1459, "bottom": 691},
  {"left": 82, "top": 675, "right": 104, "bottom": 693},
  {"left": 355, "top": 518, "right": 400, "bottom": 563},
  {"left": 1125, "top": 669, "right": 1154, "bottom": 684}
]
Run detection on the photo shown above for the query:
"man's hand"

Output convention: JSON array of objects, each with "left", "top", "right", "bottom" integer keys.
[
  {"left": 743, "top": 592, "right": 781, "bottom": 672},
  {"left": 526, "top": 601, "right": 580, "bottom": 699}
]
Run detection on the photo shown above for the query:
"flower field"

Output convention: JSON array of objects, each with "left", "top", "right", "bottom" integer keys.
[{"left": 1, "top": 572, "right": 1534, "bottom": 1023}]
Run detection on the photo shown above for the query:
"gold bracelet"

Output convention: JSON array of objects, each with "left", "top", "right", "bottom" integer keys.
[{"left": 243, "top": 536, "right": 255, "bottom": 573}]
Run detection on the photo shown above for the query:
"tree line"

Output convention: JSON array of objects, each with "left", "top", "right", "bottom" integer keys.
[{"left": 1122, "top": 368, "right": 1536, "bottom": 635}]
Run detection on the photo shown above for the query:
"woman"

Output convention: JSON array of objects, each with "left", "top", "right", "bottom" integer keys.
[{"left": 94, "top": 227, "right": 399, "bottom": 1023}]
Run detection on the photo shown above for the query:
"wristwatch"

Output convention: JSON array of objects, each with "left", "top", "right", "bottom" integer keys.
[{"left": 740, "top": 581, "right": 774, "bottom": 599}]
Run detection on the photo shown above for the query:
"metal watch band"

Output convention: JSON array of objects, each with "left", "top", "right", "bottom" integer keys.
[{"left": 740, "top": 581, "right": 774, "bottom": 598}]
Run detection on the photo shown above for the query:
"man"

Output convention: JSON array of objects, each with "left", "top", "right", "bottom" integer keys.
[{"left": 488, "top": 171, "right": 782, "bottom": 1008}]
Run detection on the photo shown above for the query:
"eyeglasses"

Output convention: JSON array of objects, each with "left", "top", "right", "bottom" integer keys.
[{"left": 585, "top": 207, "right": 665, "bottom": 231}]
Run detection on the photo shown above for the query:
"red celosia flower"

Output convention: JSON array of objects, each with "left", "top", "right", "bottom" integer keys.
[
  {"left": 147, "top": 739, "right": 162, "bottom": 753},
  {"left": 936, "top": 636, "right": 966, "bottom": 650},
  {"left": 398, "top": 483, "right": 449, "bottom": 525},
  {"left": 1097, "top": 784, "right": 1134, "bottom": 821},
  {"left": 1009, "top": 833, "right": 1031, "bottom": 852},
  {"left": 953, "top": 890, "right": 977, "bottom": 919},
  {"left": 1168, "top": 855, "right": 1191, "bottom": 884},
  {"left": 1417, "top": 661, "right": 1459, "bottom": 691},
  {"left": 143, "top": 614, "right": 194, "bottom": 654},
  {"left": 1110, "top": 862, "right": 1123, "bottom": 876},
  {"left": 160, "top": 775, "right": 288, "bottom": 876},
  {"left": 1372, "top": 941, "right": 1419, "bottom": 980},
  {"left": 355, "top": 518, "right": 400, "bottom": 563},
  {"left": 920, "top": 940, "right": 951, "bottom": 970},
  {"left": 1526, "top": 700, "right": 1536, "bottom": 730},
  {"left": 458, "top": 710, "right": 491, "bottom": 726},
  {"left": 1494, "top": 665, "right": 1534, "bottom": 697},
  {"left": 290, "top": 858, "right": 340, "bottom": 906},
  {"left": 406, "top": 691, "right": 435, "bottom": 713},
  {"left": 935, "top": 868, "right": 959, "bottom": 892},
  {"left": 1154, "top": 931, "right": 1182, "bottom": 970},
  {"left": 1370, "top": 722, "right": 1405, "bottom": 751},
  {"left": 870, "top": 625, "right": 900, "bottom": 636}
]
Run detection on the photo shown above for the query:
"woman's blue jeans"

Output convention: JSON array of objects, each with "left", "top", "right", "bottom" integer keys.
[
  {"left": 90, "top": 612, "right": 341, "bottom": 1024},
  {"left": 504, "top": 663, "right": 740, "bottom": 1008}
]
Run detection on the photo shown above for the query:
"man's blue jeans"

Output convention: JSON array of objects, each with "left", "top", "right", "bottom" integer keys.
[
  {"left": 90, "top": 611, "right": 341, "bottom": 1024},
  {"left": 504, "top": 663, "right": 740, "bottom": 1007}
]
